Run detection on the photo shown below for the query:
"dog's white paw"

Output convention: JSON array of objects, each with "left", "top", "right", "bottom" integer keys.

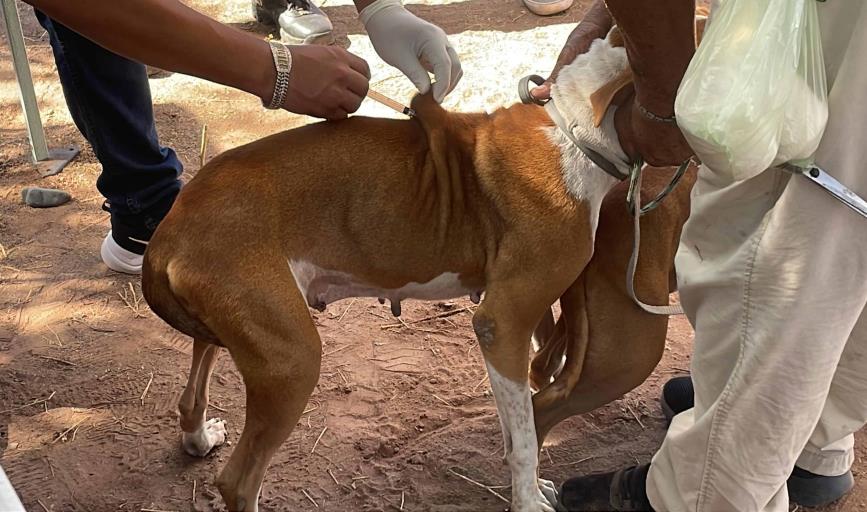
[
  {"left": 513, "top": 484, "right": 559, "bottom": 512},
  {"left": 512, "top": 497, "right": 557, "bottom": 512},
  {"left": 182, "top": 418, "right": 228, "bottom": 457},
  {"left": 538, "top": 478, "right": 560, "bottom": 509}
]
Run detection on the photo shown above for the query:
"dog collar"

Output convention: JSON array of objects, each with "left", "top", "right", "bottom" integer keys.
[
  {"left": 518, "top": 74, "right": 630, "bottom": 181},
  {"left": 543, "top": 100, "right": 631, "bottom": 181},
  {"left": 519, "top": 75, "right": 691, "bottom": 317}
]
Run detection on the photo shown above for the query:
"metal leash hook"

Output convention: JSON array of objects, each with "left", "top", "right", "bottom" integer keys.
[
  {"left": 627, "top": 158, "right": 693, "bottom": 216},
  {"left": 782, "top": 163, "right": 867, "bottom": 219}
]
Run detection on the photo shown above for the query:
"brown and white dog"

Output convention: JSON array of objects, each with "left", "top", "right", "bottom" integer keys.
[{"left": 142, "top": 27, "right": 697, "bottom": 512}]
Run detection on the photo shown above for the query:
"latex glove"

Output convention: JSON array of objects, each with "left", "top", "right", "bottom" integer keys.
[{"left": 360, "top": 0, "right": 462, "bottom": 103}]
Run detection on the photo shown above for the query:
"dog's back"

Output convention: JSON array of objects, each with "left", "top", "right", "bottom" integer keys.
[{"left": 142, "top": 97, "right": 577, "bottom": 341}]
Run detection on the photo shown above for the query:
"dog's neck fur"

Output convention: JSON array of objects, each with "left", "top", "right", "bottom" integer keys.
[{"left": 546, "top": 36, "right": 631, "bottom": 234}]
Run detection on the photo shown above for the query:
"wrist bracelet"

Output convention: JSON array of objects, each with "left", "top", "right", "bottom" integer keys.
[
  {"left": 264, "top": 41, "right": 292, "bottom": 110},
  {"left": 637, "top": 101, "right": 677, "bottom": 124}
]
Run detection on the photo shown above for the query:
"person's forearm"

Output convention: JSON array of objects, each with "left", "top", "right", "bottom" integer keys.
[
  {"left": 27, "top": 0, "right": 275, "bottom": 102},
  {"left": 604, "top": 0, "right": 694, "bottom": 117}
]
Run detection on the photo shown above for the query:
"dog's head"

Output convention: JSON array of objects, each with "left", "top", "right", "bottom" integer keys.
[{"left": 549, "top": 30, "right": 633, "bottom": 174}]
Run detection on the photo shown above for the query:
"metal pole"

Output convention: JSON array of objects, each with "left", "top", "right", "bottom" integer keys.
[
  {"left": 2, "top": 0, "right": 79, "bottom": 176},
  {"left": 2, "top": 0, "right": 49, "bottom": 161}
]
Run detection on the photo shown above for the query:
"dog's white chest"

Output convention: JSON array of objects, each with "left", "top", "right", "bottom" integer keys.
[{"left": 287, "top": 259, "right": 471, "bottom": 310}]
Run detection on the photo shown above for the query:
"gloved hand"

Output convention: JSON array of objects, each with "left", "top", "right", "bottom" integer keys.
[{"left": 360, "top": 0, "right": 462, "bottom": 103}]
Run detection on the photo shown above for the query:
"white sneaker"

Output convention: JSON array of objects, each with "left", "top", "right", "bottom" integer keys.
[{"left": 101, "top": 231, "right": 144, "bottom": 274}]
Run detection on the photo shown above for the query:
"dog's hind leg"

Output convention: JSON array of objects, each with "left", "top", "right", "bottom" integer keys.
[
  {"left": 531, "top": 308, "right": 556, "bottom": 353},
  {"left": 178, "top": 339, "right": 226, "bottom": 457},
  {"left": 208, "top": 273, "right": 321, "bottom": 512}
]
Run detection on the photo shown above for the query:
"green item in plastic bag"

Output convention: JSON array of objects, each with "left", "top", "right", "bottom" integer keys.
[{"left": 675, "top": 0, "right": 828, "bottom": 181}]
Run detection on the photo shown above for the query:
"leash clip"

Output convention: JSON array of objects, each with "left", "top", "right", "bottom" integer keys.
[{"left": 627, "top": 158, "right": 694, "bottom": 216}]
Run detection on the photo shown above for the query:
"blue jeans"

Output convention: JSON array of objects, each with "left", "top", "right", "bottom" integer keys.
[{"left": 35, "top": 10, "right": 182, "bottom": 253}]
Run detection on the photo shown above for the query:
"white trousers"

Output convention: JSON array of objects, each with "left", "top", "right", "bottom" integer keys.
[{"left": 647, "top": 3, "right": 867, "bottom": 511}]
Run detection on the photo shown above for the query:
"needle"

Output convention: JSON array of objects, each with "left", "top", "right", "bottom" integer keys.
[{"left": 367, "top": 89, "right": 416, "bottom": 118}]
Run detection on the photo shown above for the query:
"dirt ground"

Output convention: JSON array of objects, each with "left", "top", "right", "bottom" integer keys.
[{"left": 1, "top": 0, "right": 865, "bottom": 511}]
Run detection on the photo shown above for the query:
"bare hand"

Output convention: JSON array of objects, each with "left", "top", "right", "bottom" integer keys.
[
  {"left": 282, "top": 45, "right": 371, "bottom": 120},
  {"left": 530, "top": 0, "right": 612, "bottom": 102},
  {"left": 530, "top": 30, "right": 601, "bottom": 101}
]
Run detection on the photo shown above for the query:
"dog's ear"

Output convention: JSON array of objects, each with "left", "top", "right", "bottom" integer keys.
[
  {"left": 589, "top": 66, "right": 633, "bottom": 128},
  {"left": 592, "top": 14, "right": 706, "bottom": 127},
  {"left": 588, "top": 26, "right": 634, "bottom": 127}
]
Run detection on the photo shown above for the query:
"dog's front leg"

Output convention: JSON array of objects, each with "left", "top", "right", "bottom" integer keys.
[{"left": 474, "top": 293, "right": 559, "bottom": 512}]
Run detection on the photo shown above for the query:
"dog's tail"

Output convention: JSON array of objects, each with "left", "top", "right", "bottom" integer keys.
[{"left": 142, "top": 248, "right": 220, "bottom": 345}]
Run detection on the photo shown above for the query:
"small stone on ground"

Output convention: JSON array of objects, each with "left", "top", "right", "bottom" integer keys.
[{"left": 21, "top": 187, "right": 72, "bottom": 208}]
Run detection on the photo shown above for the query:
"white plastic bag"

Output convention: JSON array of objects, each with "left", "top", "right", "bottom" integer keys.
[{"left": 675, "top": 0, "right": 828, "bottom": 181}]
